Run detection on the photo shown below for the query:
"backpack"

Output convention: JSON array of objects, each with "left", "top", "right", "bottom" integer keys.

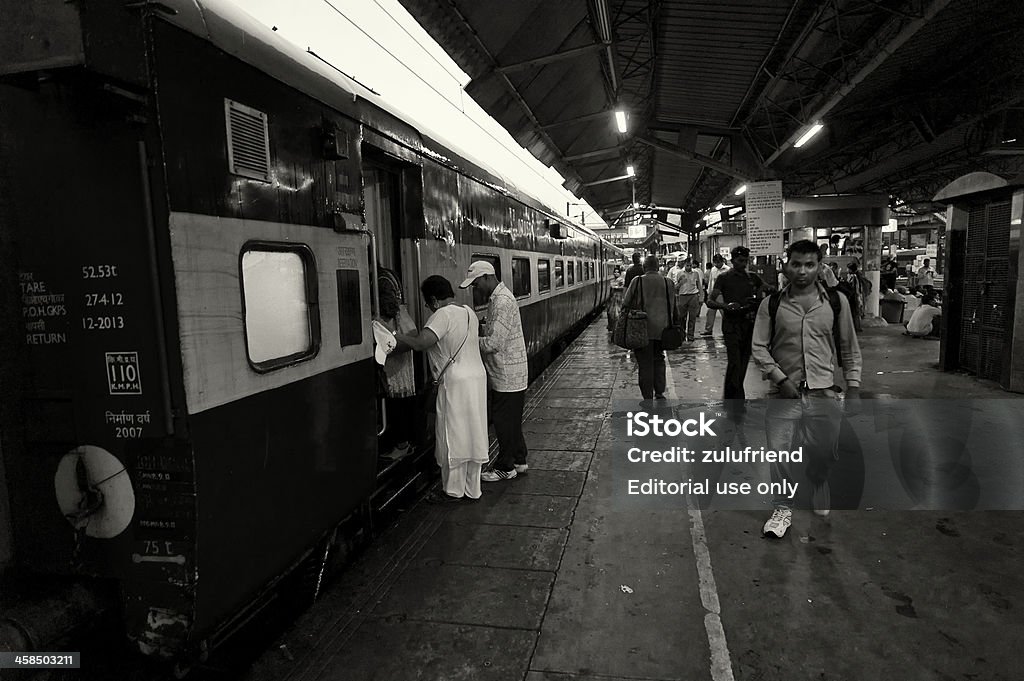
[{"left": 767, "top": 288, "right": 845, "bottom": 367}]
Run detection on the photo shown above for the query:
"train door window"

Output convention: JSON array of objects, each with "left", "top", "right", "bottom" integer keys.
[
  {"left": 470, "top": 253, "right": 501, "bottom": 307},
  {"left": 364, "top": 166, "right": 401, "bottom": 272},
  {"left": 555, "top": 260, "right": 565, "bottom": 287},
  {"left": 538, "top": 259, "right": 551, "bottom": 292},
  {"left": 576, "top": 261, "right": 582, "bottom": 283},
  {"left": 511, "top": 257, "right": 531, "bottom": 298},
  {"left": 567, "top": 259, "right": 575, "bottom": 285},
  {"left": 240, "top": 245, "right": 320, "bottom": 371}
]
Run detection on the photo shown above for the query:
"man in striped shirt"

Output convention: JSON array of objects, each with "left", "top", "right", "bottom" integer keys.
[{"left": 460, "top": 261, "right": 529, "bottom": 482}]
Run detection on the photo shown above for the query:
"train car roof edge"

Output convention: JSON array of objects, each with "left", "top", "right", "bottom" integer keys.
[{"left": 157, "top": 0, "right": 610, "bottom": 244}]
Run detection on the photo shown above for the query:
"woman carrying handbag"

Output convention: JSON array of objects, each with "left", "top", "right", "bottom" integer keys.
[{"left": 621, "top": 255, "right": 677, "bottom": 401}]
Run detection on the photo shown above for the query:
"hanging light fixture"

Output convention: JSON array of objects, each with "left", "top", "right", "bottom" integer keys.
[
  {"left": 734, "top": 184, "right": 747, "bottom": 196},
  {"left": 794, "top": 122, "right": 824, "bottom": 148},
  {"left": 615, "top": 109, "right": 628, "bottom": 134}
]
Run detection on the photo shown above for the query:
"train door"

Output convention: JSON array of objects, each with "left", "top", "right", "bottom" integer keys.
[
  {"left": 363, "top": 157, "right": 428, "bottom": 504},
  {"left": 958, "top": 200, "right": 1012, "bottom": 380}
]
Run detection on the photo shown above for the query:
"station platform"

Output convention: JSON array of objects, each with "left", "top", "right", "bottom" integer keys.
[{"left": 247, "top": 314, "right": 1023, "bottom": 681}]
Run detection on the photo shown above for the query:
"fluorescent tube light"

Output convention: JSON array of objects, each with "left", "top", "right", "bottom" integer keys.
[
  {"left": 615, "top": 110, "right": 628, "bottom": 134},
  {"left": 794, "top": 122, "right": 824, "bottom": 148}
]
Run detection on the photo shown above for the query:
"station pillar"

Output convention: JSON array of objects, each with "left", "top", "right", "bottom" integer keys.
[{"left": 863, "top": 225, "right": 882, "bottom": 317}]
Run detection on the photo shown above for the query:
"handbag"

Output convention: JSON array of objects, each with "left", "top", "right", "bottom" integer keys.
[
  {"left": 383, "top": 304, "right": 417, "bottom": 397},
  {"left": 660, "top": 278, "right": 683, "bottom": 350},
  {"left": 613, "top": 277, "right": 649, "bottom": 350},
  {"left": 418, "top": 307, "right": 472, "bottom": 415}
]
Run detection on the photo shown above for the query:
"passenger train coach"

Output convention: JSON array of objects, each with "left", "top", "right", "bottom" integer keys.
[{"left": 0, "top": 0, "right": 619, "bottom": 661}]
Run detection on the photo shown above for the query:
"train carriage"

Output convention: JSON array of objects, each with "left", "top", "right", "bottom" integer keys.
[{"left": 0, "top": 0, "right": 619, "bottom": 660}]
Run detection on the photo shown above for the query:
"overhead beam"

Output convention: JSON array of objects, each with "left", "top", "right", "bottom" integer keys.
[
  {"left": 636, "top": 136, "right": 754, "bottom": 182},
  {"left": 762, "top": 0, "right": 953, "bottom": 167},
  {"left": 540, "top": 110, "right": 610, "bottom": 131},
  {"left": 582, "top": 173, "right": 634, "bottom": 187},
  {"left": 564, "top": 145, "right": 622, "bottom": 162},
  {"left": 497, "top": 43, "right": 604, "bottom": 74},
  {"left": 649, "top": 121, "right": 744, "bottom": 138}
]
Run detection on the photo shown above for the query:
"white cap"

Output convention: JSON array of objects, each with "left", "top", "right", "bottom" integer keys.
[
  {"left": 372, "top": 320, "right": 396, "bottom": 366},
  {"left": 459, "top": 260, "right": 495, "bottom": 288}
]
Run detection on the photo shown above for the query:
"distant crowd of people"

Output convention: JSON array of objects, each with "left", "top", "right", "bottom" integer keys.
[{"left": 375, "top": 241, "right": 943, "bottom": 536}]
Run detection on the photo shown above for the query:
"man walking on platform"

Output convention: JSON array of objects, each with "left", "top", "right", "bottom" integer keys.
[
  {"left": 752, "top": 239, "right": 862, "bottom": 538},
  {"left": 707, "top": 246, "right": 768, "bottom": 407},
  {"left": 624, "top": 252, "right": 644, "bottom": 289},
  {"left": 701, "top": 255, "right": 729, "bottom": 336},
  {"left": 460, "top": 261, "right": 530, "bottom": 482},
  {"left": 674, "top": 258, "right": 703, "bottom": 342},
  {"left": 917, "top": 258, "right": 936, "bottom": 293}
]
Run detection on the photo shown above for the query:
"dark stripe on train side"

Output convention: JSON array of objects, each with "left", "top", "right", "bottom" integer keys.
[{"left": 185, "top": 358, "right": 377, "bottom": 633}]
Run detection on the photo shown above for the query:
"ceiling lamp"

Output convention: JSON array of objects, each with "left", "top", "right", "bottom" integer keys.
[
  {"left": 734, "top": 184, "right": 747, "bottom": 196},
  {"left": 626, "top": 164, "right": 635, "bottom": 177},
  {"left": 794, "top": 122, "right": 824, "bottom": 148},
  {"left": 615, "top": 109, "right": 628, "bottom": 134}
]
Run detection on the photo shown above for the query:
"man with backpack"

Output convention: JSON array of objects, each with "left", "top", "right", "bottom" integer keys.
[{"left": 751, "top": 239, "right": 863, "bottom": 538}]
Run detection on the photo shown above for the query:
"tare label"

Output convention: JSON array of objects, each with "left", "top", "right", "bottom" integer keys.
[{"left": 105, "top": 352, "right": 143, "bottom": 395}]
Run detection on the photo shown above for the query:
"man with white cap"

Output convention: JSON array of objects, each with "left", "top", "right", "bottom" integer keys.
[{"left": 459, "top": 261, "right": 529, "bottom": 481}]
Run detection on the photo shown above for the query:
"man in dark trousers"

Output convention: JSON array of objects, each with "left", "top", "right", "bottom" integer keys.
[
  {"left": 751, "top": 239, "right": 862, "bottom": 537},
  {"left": 460, "top": 261, "right": 530, "bottom": 481},
  {"left": 623, "top": 251, "right": 644, "bottom": 289},
  {"left": 707, "top": 246, "right": 768, "bottom": 410}
]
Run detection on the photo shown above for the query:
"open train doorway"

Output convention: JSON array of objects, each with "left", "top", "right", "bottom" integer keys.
[{"left": 362, "top": 152, "right": 431, "bottom": 514}]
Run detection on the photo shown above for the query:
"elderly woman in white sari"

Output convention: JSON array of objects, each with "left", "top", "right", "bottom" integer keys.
[{"left": 396, "top": 275, "right": 489, "bottom": 502}]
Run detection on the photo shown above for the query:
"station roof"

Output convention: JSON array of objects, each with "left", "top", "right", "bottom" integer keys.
[{"left": 398, "top": 0, "right": 1024, "bottom": 226}]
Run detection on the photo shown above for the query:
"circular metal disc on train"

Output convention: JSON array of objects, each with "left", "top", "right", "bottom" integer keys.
[{"left": 54, "top": 445, "right": 136, "bottom": 539}]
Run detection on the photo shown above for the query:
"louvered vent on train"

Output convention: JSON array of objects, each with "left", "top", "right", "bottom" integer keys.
[{"left": 224, "top": 99, "right": 271, "bottom": 182}]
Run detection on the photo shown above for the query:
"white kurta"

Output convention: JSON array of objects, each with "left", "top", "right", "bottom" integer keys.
[{"left": 424, "top": 304, "right": 489, "bottom": 467}]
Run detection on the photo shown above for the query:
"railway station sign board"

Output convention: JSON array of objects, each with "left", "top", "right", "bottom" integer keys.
[{"left": 745, "top": 181, "right": 784, "bottom": 255}]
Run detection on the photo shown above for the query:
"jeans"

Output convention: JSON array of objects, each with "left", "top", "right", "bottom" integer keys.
[
  {"left": 721, "top": 316, "right": 754, "bottom": 400},
  {"left": 765, "top": 389, "right": 843, "bottom": 509},
  {"left": 676, "top": 293, "right": 701, "bottom": 339},
  {"left": 634, "top": 340, "right": 666, "bottom": 399},
  {"left": 490, "top": 389, "right": 528, "bottom": 472}
]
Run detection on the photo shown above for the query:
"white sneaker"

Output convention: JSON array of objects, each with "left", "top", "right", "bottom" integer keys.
[
  {"left": 811, "top": 482, "right": 830, "bottom": 517},
  {"left": 514, "top": 464, "right": 529, "bottom": 474},
  {"left": 481, "top": 468, "right": 517, "bottom": 482},
  {"left": 763, "top": 508, "right": 792, "bottom": 538}
]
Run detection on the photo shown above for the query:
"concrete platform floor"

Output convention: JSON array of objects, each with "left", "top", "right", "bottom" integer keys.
[{"left": 247, "top": 314, "right": 1024, "bottom": 681}]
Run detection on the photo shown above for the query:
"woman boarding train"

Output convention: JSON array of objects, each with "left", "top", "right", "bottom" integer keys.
[{"left": 392, "top": 276, "right": 489, "bottom": 501}]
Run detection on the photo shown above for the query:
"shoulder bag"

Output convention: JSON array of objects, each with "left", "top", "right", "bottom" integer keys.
[
  {"left": 660, "top": 278, "right": 682, "bottom": 349},
  {"left": 613, "top": 278, "right": 650, "bottom": 350},
  {"left": 419, "top": 307, "right": 472, "bottom": 415}
]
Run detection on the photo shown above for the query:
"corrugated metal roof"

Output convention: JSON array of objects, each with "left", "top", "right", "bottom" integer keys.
[{"left": 400, "top": 0, "right": 1024, "bottom": 220}]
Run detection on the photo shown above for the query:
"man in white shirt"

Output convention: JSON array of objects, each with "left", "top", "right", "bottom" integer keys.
[
  {"left": 666, "top": 257, "right": 684, "bottom": 287},
  {"left": 917, "top": 259, "right": 936, "bottom": 292},
  {"left": 674, "top": 258, "right": 704, "bottom": 341},
  {"left": 906, "top": 295, "right": 941, "bottom": 337},
  {"left": 700, "top": 255, "right": 729, "bottom": 336},
  {"left": 460, "top": 261, "right": 530, "bottom": 482}
]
